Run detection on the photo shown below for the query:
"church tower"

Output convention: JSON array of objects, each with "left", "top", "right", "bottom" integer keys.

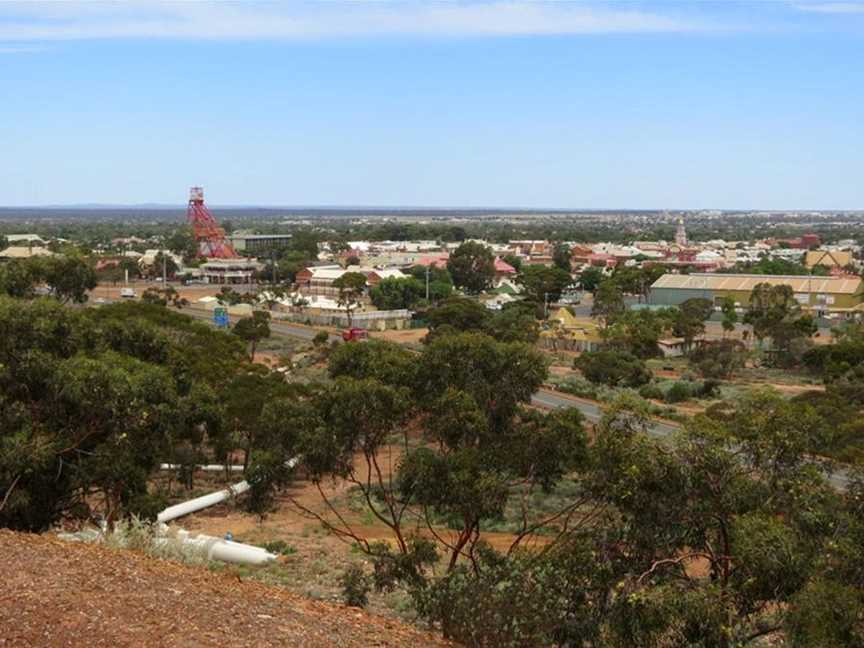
[{"left": 675, "top": 216, "right": 688, "bottom": 247}]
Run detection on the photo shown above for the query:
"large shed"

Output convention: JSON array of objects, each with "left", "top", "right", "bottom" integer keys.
[{"left": 648, "top": 273, "right": 864, "bottom": 314}]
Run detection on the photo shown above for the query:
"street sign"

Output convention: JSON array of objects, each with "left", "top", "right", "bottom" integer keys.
[{"left": 213, "top": 307, "right": 229, "bottom": 328}]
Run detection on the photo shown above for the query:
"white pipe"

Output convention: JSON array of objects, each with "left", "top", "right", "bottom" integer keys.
[
  {"left": 211, "top": 539, "right": 275, "bottom": 565},
  {"left": 157, "top": 480, "right": 250, "bottom": 524},
  {"left": 59, "top": 527, "right": 277, "bottom": 566},
  {"left": 156, "top": 456, "right": 300, "bottom": 524},
  {"left": 168, "top": 529, "right": 276, "bottom": 565},
  {"left": 159, "top": 463, "right": 245, "bottom": 472}
]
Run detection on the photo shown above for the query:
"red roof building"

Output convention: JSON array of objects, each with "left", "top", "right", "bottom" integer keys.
[
  {"left": 415, "top": 254, "right": 450, "bottom": 268},
  {"left": 494, "top": 258, "right": 517, "bottom": 275}
]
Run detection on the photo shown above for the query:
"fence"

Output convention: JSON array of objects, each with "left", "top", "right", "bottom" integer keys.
[{"left": 274, "top": 308, "right": 412, "bottom": 331}]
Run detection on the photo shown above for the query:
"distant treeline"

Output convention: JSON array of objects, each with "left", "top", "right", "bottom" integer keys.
[{"left": 2, "top": 207, "right": 864, "bottom": 248}]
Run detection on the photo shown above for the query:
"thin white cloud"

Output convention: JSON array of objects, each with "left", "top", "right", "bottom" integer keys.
[
  {"left": 0, "top": 1, "right": 711, "bottom": 42},
  {"left": 0, "top": 45, "right": 44, "bottom": 54},
  {"left": 795, "top": 2, "right": 864, "bottom": 13}
]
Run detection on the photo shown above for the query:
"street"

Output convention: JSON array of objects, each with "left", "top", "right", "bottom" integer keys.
[{"left": 141, "top": 302, "right": 855, "bottom": 492}]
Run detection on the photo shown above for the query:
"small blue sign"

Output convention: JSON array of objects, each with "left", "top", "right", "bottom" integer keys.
[{"left": 214, "top": 307, "right": 229, "bottom": 328}]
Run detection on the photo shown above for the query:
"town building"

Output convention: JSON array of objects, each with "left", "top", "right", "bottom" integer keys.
[
  {"left": 6, "top": 234, "right": 48, "bottom": 246},
  {"left": 540, "top": 309, "right": 603, "bottom": 352},
  {"left": 508, "top": 240, "right": 551, "bottom": 256},
  {"left": 138, "top": 249, "right": 183, "bottom": 268},
  {"left": 648, "top": 273, "right": 864, "bottom": 318},
  {"left": 775, "top": 233, "right": 822, "bottom": 250},
  {"left": 294, "top": 265, "right": 347, "bottom": 296},
  {"left": 227, "top": 233, "right": 294, "bottom": 255},
  {"left": 0, "top": 246, "right": 54, "bottom": 260},
  {"left": 414, "top": 254, "right": 516, "bottom": 284},
  {"left": 805, "top": 249, "right": 853, "bottom": 271},
  {"left": 294, "top": 265, "right": 407, "bottom": 297},
  {"left": 366, "top": 267, "right": 407, "bottom": 287},
  {"left": 200, "top": 258, "right": 263, "bottom": 285}
]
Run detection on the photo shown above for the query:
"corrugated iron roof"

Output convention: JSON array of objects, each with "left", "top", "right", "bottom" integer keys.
[
  {"left": 0, "top": 246, "right": 54, "bottom": 258},
  {"left": 805, "top": 249, "right": 852, "bottom": 268},
  {"left": 650, "top": 273, "right": 863, "bottom": 295}
]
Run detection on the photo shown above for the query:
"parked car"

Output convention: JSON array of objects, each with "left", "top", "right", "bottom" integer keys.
[{"left": 341, "top": 328, "right": 369, "bottom": 342}]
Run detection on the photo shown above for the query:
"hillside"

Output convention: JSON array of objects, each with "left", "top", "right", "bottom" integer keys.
[{"left": 0, "top": 530, "right": 451, "bottom": 648}]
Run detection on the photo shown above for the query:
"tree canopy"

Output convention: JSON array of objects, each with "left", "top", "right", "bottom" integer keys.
[
  {"left": 232, "top": 310, "right": 271, "bottom": 361},
  {"left": 407, "top": 264, "right": 453, "bottom": 303},
  {"left": 552, "top": 242, "right": 572, "bottom": 272},
  {"left": 672, "top": 297, "right": 714, "bottom": 351},
  {"left": 578, "top": 265, "right": 605, "bottom": 292},
  {"left": 591, "top": 279, "right": 627, "bottom": 327},
  {"left": 0, "top": 256, "right": 97, "bottom": 304},
  {"left": 333, "top": 271, "right": 367, "bottom": 327},
  {"left": 0, "top": 299, "right": 247, "bottom": 531},
  {"left": 3, "top": 253, "right": 863, "bottom": 648},
  {"left": 744, "top": 283, "right": 816, "bottom": 363},
  {"left": 369, "top": 276, "right": 425, "bottom": 310},
  {"left": 447, "top": 242, "right": 495, "bottom": 294},
  {"left": 516, "top": 265, "right": 573, "bottom": 306},
  {"left": 575, "top": 349, "right": 653, "bottom": 387},
  {"left": 425, "top": 297, "right": 539, "bottom": 344}
]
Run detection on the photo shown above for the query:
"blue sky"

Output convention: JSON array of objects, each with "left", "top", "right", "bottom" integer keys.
[{"left": 1, "top": 1, "right": 863, "bottom": 209}]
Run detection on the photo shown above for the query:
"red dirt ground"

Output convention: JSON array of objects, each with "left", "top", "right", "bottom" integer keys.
[{"left": 0, "top": 530, "right": 452, "bottom": 648}]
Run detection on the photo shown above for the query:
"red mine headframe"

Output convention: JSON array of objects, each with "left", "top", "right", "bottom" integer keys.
[{"left": 186, "top": 186, "right": 237, "bottom": 258}]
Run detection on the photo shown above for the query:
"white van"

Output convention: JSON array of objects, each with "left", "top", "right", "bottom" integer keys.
[{"left": 120, "top": 288, "right": 136, "bottom": 299}]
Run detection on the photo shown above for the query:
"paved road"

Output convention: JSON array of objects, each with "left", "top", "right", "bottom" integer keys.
[
  {"left": 175, "top": 304, "right": 853, "bottom": 491},
  {"left": 183, "top": 306, "right": 679, "bottom": 438},
  {"left": 532, "top": 389, "right": 681, "bottom": 436},
  {"left": 182, "top": 306, "right": 344, "bottom": 343},
  {"left": 532, "top": 388, "right": 852, "bottom": 491}
]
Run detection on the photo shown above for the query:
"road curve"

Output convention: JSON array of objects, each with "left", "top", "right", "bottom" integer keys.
[
  {"left": 178, "top": 305, "right": 853, "bottom": 491},
  {"left": 532, "top": 389, "right": 681, "bottom": 437}
]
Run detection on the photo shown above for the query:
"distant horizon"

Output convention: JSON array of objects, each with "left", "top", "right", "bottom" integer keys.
[{"left": 1, "top": 204, "right": 862, "bottom": 214}]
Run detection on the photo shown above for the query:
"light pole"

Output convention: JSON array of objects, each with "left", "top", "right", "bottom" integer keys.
[{"left": 544, "top": 292, "right": 550, "bottom": 319}]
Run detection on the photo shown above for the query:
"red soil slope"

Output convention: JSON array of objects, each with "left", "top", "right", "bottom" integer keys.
[{"left": 0, "top": 530, "right": 451, "bottom": 648}]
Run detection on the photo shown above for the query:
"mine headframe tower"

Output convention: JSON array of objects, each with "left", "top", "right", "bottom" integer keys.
[{"left": 186, "top": 186, "right": 237, "bottom": 258}]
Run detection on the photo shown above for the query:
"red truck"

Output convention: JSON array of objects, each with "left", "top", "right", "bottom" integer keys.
[{"left": 341, "top": 328, "right": 369, "bottom": 342}]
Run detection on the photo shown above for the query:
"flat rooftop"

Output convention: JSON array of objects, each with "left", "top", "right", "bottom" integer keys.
[{"left": 651, "top": 273, "right": 863, "bottom": 295}]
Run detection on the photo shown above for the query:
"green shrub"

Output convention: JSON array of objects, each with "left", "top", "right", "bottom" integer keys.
[
  {"left": 689, "top": 340, "right": 746, "bottom": 379},
  {"left": 664, "top": 382, "right": 692, "bottom": 403},
  {"left": 126, "top": 492, "right": 169, "bottom": 522},
  {"left": 639, "top": 383, "right": 664, "bottom": 400},
  {"left": 555, "top": 376, "right": 599, "bottom": 400},
  {"left": 574, "top": 350, "right": 652, "bottom": 388},
  {"left": 412, "top": 542, "right": 594, "bottom": 647},
  {"left": 696, "top": 379, "right": 721, "bottom": 398},
  {"left": 340, "top": 564, "right": 372, "bottom": 608},
  {"left": 262, "top": 540, "right": 297, "bottom": 556}
]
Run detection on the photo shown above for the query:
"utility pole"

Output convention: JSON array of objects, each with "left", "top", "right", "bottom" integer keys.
[
  {"left": 162, "top": 251, "right": 167, "bottom": 285},
  {"left": 272, "top": 251, "right": 278, "bottom": 284},
  {"left": 425, "top": 265, "right": 430, "bottom": 301},
  {"left": 544, "top": 292, "right": 550, "bottom": 319}
]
